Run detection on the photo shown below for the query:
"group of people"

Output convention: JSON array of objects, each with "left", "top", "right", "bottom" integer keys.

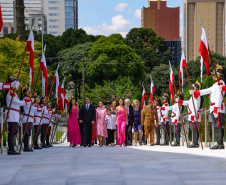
[
  {"left": 66, "top": 63, "right": 226, "bottom": 150},
  {"left": 0, "top": 75, "right": 61, "bottom": 155},
  {"left": 1, "top": 63, "right": 226, "bottom": 154}
]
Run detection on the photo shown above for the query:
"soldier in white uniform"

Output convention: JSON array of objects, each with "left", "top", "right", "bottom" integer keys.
[
  {"left": 33, "top": 95, "right": 43, "bottom": 149},
  {"left": 160, "top": 93, "right": 170, "bottom": 146},
  {"left": 154, "top": 98, "right": 161, "bottom": 145},
  {"left": 161, "top": 91, "right": 183, "bottom": 146},
  {"left": 5, "top": 75, "right": 31, "bottom": 155},
  {"left": 190, "top": 63, "right": 225, "bottom": 149},
  {"left": 21, "top": 85, "right": 36, "bottom": 152},
  {"left": 177, "top": 80, "right": 201, "bottom": 148}
]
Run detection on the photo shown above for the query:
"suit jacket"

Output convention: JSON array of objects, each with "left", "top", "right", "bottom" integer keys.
[
  {"left": 79, "top": 104, "right": 96, "bottom": 124},
  {"left": 126, "top": 105, "right": 134, "bottom": 126}
]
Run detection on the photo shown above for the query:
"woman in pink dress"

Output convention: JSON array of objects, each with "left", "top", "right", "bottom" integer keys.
[
  {"left": 67, "top": 98, "right": 81, "bottom": 147},
  {"left": 96, "top": 101, "right": 108, "bottom": 147},
  {"left": 115, "top": 99, "right": 128, "bottom": 147}
]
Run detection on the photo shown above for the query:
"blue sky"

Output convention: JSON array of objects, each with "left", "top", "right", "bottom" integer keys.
[{"left": 79, "top": 0, "right": 183, "bottom": 37}]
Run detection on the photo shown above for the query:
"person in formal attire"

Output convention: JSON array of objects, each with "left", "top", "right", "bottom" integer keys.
[
  {"left": 132, "top": 99, "right": 143, "bottom": 146},
  {"left": 125, "top": 99, "right": 134, "bottom": 146},
  {"left": 115, "top": 99, "right": 128, "bottom": 147},
  {"left": 141, "top": 100, "right": 158, "bottom": 146},
  {"left": 5, "top": 75, "right": 31, "bottom": 155},
  {"left": 154, "top": 98, "right": 161, "bottom": 145},
  {"left": 106, "top": 108, "right": 116, "bottom": 147},
  {"left": 79, "top": 97, "right": 96, "bottom": 147},
  {"left": 67, "top": 98, "right": 81, "bottom": 147},
  {"left": 110, "top": 100, "right": 117, "bottom": 145},
  {"left": 96, "top": 101, "right": 108, "bottom": 147},
  {"left": 190, "top": 63, "right": 225, "bottom": 149}
]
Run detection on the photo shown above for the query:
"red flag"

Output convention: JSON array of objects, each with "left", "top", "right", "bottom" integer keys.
[
  {"left": 141, "top": 84, "right": 147, "bottom": 109},
  {"left": 40, "top": 53, "right": 48, "bottom": 96},
  {"left": 169, "top": 62, "right": 175, "bottom": 104},
  {"left": 199, "top": 28, "right": 209, "bottom": 87},
  {"left": 25, "top": 30, "right": 34, "bottom": 88},
  {"left": 179, "top": 51, "right": 187, "bottom": 92},
  {"left": 53, "top": 67, "right": 60, "bottom": 108},
  {"left": 64, "top": 95, "right": 69, "bottom": 113},
  {"left": 0, "top": 5, "right": 3, "bottom": 32},
  {"left": 60, "top": 82, "right": 65, "bottom": 112}
]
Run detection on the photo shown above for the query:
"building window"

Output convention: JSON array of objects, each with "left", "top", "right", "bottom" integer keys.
[
  {"left": 11, "top": 27, "right": 14, "bottom": 33},
  {"left": 65, "top": 13, "right": 74, "bottom": 18},
  {"left": 49, "top": 7, "right": 57, "bottom": 10},
  {"left": 49, "top": 19, "right": 57, "bottom": 22},
  {"left": 49, "top": 25, "right": 57, "bottom": 28},
  {"left": 49, "top": 13, "right": 57, "bottom": 16},
  {"left": 3, "top": 27, "right": 8, "bottom": 35},
  {"left": 65, "top": 18, "right": 74, "bottom": 24},
  {"left": 65, "top": 6, "right": 74, "bottom": 12},
  {"left": 65, "top": 25, "right": 74, "bottom": 30},
  {"left": 65, "top": 0, "right": 74, "bottom": 6},
  {"left": 48, "top": 1, "right": 58, "bottom": 4},
  {"left": 49, "top": 31, "right": 57, "bottom": 34}
]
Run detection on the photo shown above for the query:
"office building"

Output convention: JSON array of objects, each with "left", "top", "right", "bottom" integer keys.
[{"left": 183, "top": 0, "right": 225, "bottom": 62}]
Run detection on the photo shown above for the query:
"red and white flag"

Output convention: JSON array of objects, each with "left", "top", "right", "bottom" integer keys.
[
  {"left": 141, "top": 83, "right": 147, "bottom": 109},
  {"left": 179, "top": 51, "right": 187, "bottom": 92},
  {"left": 199, "top": 28, "right": 209, "bottom": 87},
  {"left": 64, "top": 95, "right": 69, "bottom": 114},
  {"left": 0, "top": 5, "right": 3, "bottom": 32},
  {"left": 40, "top": 52, "right": 48, "bottom": 96},
  {"left": 25, "top": 30, "right": 34, "bottom": 89},
  {"left": 200, "top": 56, "right": 203, "bottom": 83},
  {"left": 169, "top": 62, "right": 175, "bottom": 103},
  {"left": 60, "top": 79, "right": 66, "bottom": 112},
  {"left": 53, "top": 65, "right": 60, "bottom": 106},
  {"left": 150, "top": 75, "right": 155, "bottom": 105}
]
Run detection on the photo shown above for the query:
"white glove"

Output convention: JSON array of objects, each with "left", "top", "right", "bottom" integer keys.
[
  {"left": 214, "top": 113, "right": 218, "bottom": 118},
  {"left": 176, "top": 98, "right": 179, "bottom": 102},
  {"left": 189, "top": 90, "right": 194, "bottom": 95},
  {"left": 11, "top": 81, "right": 20, "bottom": 88}
]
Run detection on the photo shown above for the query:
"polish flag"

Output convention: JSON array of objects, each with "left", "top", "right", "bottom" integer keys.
[
  {"left": 53, "top": 66, "right": 60, "bottom": 106},
  {"left": 141, "top": 83, "right": 147, "bottom": 109},
  {"left": 150, "top": 75, "right": 155, "bottom": 105},
  {"left": 169, "top": 62, "right": 175, "bottom": 104},
  {"left": 40, "top": 53, "right": 48, "bottom": 96},
  {"left": 60, "top": 81, "right": 65, "bottom": 112},
  {"left": 25, "top": 30, "right": 34, "bottom": 89},
  {"left": 64, "top": 95, "right": 69, "bottom": 114},
  {"left": 199, "top": 28, "right": 209, "bottom": 87},
  {"left": 179, "top": 51, "right": 187, "bottom": 92},
  {"left": 0, "top": 5, "right": 3, "bottom": 32}
]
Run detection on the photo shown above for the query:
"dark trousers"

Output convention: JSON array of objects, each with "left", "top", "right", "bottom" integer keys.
[
  {"left": 79, "top": 121, "right": 83, "bottom": 144},
  {"left": 22, "top": 122, "right": 33, "bottom": 136},
  {"left": 125, "top": 125, "right": 132, "bottom": 145},
  {"left": 46, "top": 126, "right": 51, "bottom": 145},
  {"left": 34, "top": 125, "right": 41, "bottom": 146},
  {"left": 107, "top": 129, "right": 114, "bottom": 144},
  {"left": 41, "top": 124, "right": 48, "bottom": 145},
  {"left": 162, "top": 122, "right": 170, "bottom": 144},
  {"left": 7, "top": 122, "right": 19, "bottom": 152},
  {"left": 82, "top": 122, "right": 92, "bottom": 145}
]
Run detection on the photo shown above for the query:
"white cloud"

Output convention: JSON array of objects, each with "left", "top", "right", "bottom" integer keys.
[
  {"left": 113, "top": 3, "right": 128, "bottom": 13},
  {"left": 134, "top": 9, "right": 141, "bottom": 19},
  {"left": 82, "top": 15, "right": 137, "bottom": 37}
]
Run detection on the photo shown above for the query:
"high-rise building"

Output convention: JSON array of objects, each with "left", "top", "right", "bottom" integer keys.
[
  {"left": 141, "top": 0, "right": 181, "bottom": 66},
  {"left": 183, "top": 0, "right": 225, "bottom": 62},
  {"left": 0, "top": 0, "right": 78, "bottom": 37}
]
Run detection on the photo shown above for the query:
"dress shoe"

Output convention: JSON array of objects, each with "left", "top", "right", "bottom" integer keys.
[
  {"left": 88, "top": 144, "right": 91, "bottom": 147},
  {"left": 150, "top": 144, "right": 154, "bottom": 146},
  {"left": 23, "top": 147, "right": 31, "bottom": 152},
  {"left": 172, "top": 143, "right": 180, "bottom": 146},
  {"left": 210, "top": 144, "right": 219, "bottom": 149},
  {"left": 83, "top": 145, "right": 87, "bottom": 147},
  {"left": 42, "top": 144, "right": 49, "bottom": 148},
  {"left": 219, "top": 145, "right": 225, "bottom": 149},
  {"left": 8, "top": 150, "right": 19, "bottom": 155},
  {"left": 143, "top": 141, "right": 147, "bottom": 145},
  {"left": 48, "top": 144, "right": 53, "bottom": 147},
  {"left": 188, "top": 143, "right": 199, "bottom": 148},
  {"left": 154, "top": 142, "right": 160, "bottom": 145},
  {"left": 34, "top": 145, "right": 42, "bottom": 149}
]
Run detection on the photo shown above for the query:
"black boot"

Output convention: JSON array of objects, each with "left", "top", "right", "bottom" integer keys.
[
  {"left": 34, "top": 134, "right": 41, "bottom": 149},
  {"left": 219, "top": 127, "right": 225, "bottom": 149},
  {"left": 23, "top": 135, "right": 30, "bottom": 152},
  {"left": 211, "top": 127, "right": 220, "bottom": 150},
  {"left": 154, "top": 126, "right": 160, "bottom": 145},
  {"left": 172, "top": 133, "right": 180, "bottom": 146},
  {"left": 188, "top": 130, "right": 199, "bottom": 148},
  {"left": 8, "top": 135, "right": 19, "bottom": 155},
  {"left": 143, "top": 141, "right": 147, "bottom": 145}
]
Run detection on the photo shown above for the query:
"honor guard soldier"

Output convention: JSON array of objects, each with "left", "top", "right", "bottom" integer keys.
[
  {"left": 33, "top": 95, "right": 43, "bottom": 149},
  {"left": 161, "top": 91, "right": 183, "bottom": 146},
  {"left": 141, "top": 100, "right": 158, "bottom": 146},
  {"left": 5, "top": 75, "right": 31, "bottom": 155},
  {"left": 42, "top": 101, "right": 54, "bottom": 148},
  {"left": 160, "top": 93, "right": 170, "bottom": 146},
  {"left": 154, "top": 98, "right": 161, "bottom": 145},
  {"left": 21, "top": 84, "right": 36, "bottom": 152},
  {"left": 191, "top": 63, "right": 225, "bottom": 149},
  {"left": 177, "top": 80, "right": 201, "bottom": 148}
]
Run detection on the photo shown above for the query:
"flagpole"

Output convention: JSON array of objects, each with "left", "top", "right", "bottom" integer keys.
[{"left": 41, "top": 0, "right": 43, "bottom": 54}]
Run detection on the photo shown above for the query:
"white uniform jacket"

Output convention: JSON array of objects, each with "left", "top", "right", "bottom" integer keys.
[{"left": 160, "top": 102, "right": 169, "bottom": 122}]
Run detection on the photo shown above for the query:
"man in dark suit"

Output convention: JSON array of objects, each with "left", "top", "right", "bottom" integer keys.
[
  {"left": 79, "top": 97, "right": 96, "bottom": 147},
  {"left": 125, "top": 99, "right": 134, "bottom": 146}
]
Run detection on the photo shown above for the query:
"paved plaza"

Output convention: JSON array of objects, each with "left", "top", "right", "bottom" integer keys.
[{"left": 1, "top": 143, "right": 226, "bottom": 185}]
